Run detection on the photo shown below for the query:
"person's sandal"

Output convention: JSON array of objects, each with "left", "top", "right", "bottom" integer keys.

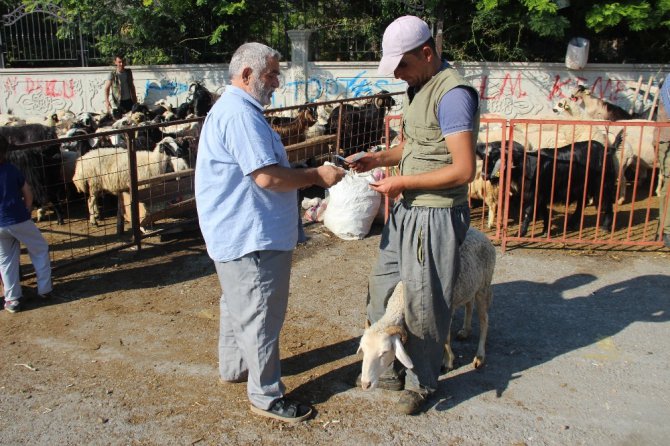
[{"left": 250, "top": 397, "right": 313, "bottom": 423}]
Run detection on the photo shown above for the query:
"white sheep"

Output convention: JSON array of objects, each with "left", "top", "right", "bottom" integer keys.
[
  {"left": 570, "top": 85, "right": 638, "bottom": 121},
  {"left": 73, "top": 137, "right": 182, "bottom": 225},
  {"left": 357, "top": 227, "right": 496, "bottom": 390}
]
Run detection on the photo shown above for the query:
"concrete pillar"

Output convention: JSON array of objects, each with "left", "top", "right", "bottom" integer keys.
[{"left": 287, "top": 29, "right": 314, "bottom": 102}]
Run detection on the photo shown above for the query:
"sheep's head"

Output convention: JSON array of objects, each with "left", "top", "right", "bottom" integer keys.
[
  {"left": 553, "top": 98, "right": 573, "bottom": 115},
  {"left": 570, "top": 85, "right": 591, "bottom": 100},
  {"left": 298, "top": 103, "right": 318, "bottom": 127},
  {"left": 373, "top": 91, "right": 396, "bottom": 110},
  {"left": 129, "top": 112, "right": 145, "bottom": 125},
  {"left": 357, "top": 325, "right": 412, "bottom": 390}
]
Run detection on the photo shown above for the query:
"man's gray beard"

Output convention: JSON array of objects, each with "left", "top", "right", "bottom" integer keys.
[{"left": 251, "top": 78, "right": 273, "bottom": 106}]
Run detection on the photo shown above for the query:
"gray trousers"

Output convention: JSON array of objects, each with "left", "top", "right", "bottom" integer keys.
[
  {"left": 367, "top": 200, "right": 469, "bottom": 393},
  {"left": 214, "top": 250, "right": 292, "bottom": 409},
  {"left": 659, "top": 141, "right": 670, "bottom": 236},
  {"left": 0, "top": 219, "right": 52, "bottom": 301}
]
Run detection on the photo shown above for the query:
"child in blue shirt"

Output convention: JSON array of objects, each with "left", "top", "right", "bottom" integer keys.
[{"left": 0, "top": 135, "right": 52, "bottom": 313}]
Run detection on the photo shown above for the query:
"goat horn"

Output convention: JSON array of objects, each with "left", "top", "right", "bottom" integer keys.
[{"left": 384, "top": 325, "right": 408, "bottom": 344}]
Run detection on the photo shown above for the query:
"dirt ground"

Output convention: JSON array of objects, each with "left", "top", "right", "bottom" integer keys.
[{"left": 1, "top": 221, "right": 670, "bottom": 446}]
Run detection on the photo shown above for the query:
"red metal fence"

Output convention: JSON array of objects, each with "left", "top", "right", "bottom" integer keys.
[
  {"left": 382, "top": 115, "right": 669, "bottom": 251},
  {"left": 476, "top": 118, "right": 669, "bottom": 251}
]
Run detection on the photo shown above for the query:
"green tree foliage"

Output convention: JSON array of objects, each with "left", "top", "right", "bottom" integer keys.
[{"left": 4, "top": 0, "right": 670, "bottom": 66}]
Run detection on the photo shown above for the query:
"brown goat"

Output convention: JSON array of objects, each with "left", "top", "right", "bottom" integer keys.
[
  {"left": 570, "top": 85, "right": 636, "bottom": 121},
  {"left": 268, "top": 105, "right": 318, "bottom": 146}
]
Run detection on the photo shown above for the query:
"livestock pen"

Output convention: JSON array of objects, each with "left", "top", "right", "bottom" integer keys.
[
  {"left": 11, "top": 95, "right": 669, "bottom": 281},
  {"left": 13, "top": 94, "right": 404, "bottom": 278},
  {"left": 469, "top": 117, "right": 670, "bottom": 252}
]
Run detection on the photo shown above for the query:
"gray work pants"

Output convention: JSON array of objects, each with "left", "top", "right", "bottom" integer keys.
[
  {"left": 214, "top": 250, "right": 293, "bottom": 409},
  {"left": 0, "top": 219, "right": 52, "bottom": 301},
  {"left": 367, "top": 200, "right": 469, "bottom": 393}
]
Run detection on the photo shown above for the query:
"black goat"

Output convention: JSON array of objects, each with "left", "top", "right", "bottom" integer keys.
[
  {"left": 190, "top": 82, "right": 214, "bottom": 117},
  {"left": 518, "top": 140, "right": 616, "bottom": 237},
  {"left": 0, "top": 124, "right": 67, "bottom": 224},
  {"left": 62, "top": 127, "right": 94, "bottom": 156},
  {"left": 327, "top": 91, "right": 396, "bottom": 156},
  {"left": 173, "top": 101, "right": 193, "bottom": 120},
  {"left": 475, "top": 140, "right": 526, "bottom": 184}
]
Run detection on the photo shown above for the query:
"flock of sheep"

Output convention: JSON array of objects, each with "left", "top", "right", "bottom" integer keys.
[{"left": 0, "top": 98, "right": 200, "bottom": 227}]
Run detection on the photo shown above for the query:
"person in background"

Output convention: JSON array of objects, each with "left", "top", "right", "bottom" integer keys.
[
  {"left": 348, "top": 15, "right": 479, "bottom": 415},
  {"left": 104, "top": 54, "right": 138, "bottom": 116},
  {"left": 657, "top": 74, "right": 670, "bottom": 248},
  {"left": 195, "top": 42, "right": 345, "bottom": 423},
  {"left": 0, "top": 135, "right": 53, "bottom": 313}
]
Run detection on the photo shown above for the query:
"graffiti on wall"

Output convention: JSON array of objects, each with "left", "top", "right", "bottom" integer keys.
[
  {"left": 1, "top": 76, "right": 84, "bottom": 115},
  {"left": 144, "top": 79, "right": 190, "bottom": 105},
  {"left": 276, "top": 70, "right": 406, "bottom": 107},
  {"left": 272, "top": 69, "right": 656, "bottom": 119},
  {"left": 0, "top": 67, "right": 660, "bottom": 118}
]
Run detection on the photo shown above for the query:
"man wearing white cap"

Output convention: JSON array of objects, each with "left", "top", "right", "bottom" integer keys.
[
  {"left": 348, "top": 15, "right": 480, "bottom": 414},
  {"left": 656, "top": 74, "right": 670, "bottom": 248}
]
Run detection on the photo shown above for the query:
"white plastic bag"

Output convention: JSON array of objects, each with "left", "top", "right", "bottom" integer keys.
[
  {"left": 323, "top": 170, "right": 381, "bottom": 240},
  {"left": 565, "top": 37, "right": 589, "bottom": 70}
]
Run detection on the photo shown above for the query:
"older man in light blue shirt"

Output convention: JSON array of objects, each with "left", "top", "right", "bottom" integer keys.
[
  {"left": 195, "top": 42, "right": 345, "bottom": 423},
  {"left": 196, "top": 85, "right": 298, "bottom": 261}
]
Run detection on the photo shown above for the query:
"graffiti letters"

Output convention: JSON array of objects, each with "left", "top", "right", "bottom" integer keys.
[
  {"left": 25, "top": 78, "right": 76, "bottom": 99},
  {"left": 479, "top": 73, "right": 528, "bottom": 101}
]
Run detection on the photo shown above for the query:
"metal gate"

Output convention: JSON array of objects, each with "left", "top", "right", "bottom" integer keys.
[{"left": 0, "top": 3, "right": 87, "bottom": 68}]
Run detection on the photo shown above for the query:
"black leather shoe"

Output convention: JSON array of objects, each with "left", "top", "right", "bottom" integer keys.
[{"left": 250, "top": 398, "right": 313, "bottom": 423}]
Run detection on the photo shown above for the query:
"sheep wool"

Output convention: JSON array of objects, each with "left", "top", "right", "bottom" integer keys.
[{"left": 358, "top": 227, "right": 496, "bottom": 390}]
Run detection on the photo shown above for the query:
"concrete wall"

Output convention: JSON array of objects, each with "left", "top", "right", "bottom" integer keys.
[{"left": 1, "top": 61, "right": 668, "bottom": 120}]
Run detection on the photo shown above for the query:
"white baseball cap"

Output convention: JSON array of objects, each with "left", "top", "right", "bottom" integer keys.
[{"left": 378, "top": 16, "right": 432, "bottom": 75}]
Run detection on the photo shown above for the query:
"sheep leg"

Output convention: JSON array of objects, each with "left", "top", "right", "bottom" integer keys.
[
  {"left": 87, "top": 194, "right": 99, "bottom": 226},
  {"left": 472, "top": 288, "right": 491, "bottom": 369},
  {"left": 486, "top": 198, "right": 496, "bottom": 229},
  {"left": 520, "top": 204, "right": 533, "bottom": 237},
  {"left": 442, "top": 329, "right": 456, "bottom": 372},
  {"left": 566, "top": 196, "right": 584, "bottom": 231},
  {"left": 36, "top": 207, "right": 47, "bottom": 222},
  {"left": 456, "top": 301, "right": 474, "bottom": 340},
  {"left": 52, "top": 200, "right": 65, "bottom": 225},
  {"left": 614, "top": 156, "right": 627, "bottom": 205}
]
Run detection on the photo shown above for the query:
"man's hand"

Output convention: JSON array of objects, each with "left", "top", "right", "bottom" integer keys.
[
  {"left": 315, "top": 164, "right": 346, "bottom": 188},
  {"left": 347, "top": 152, "right": 376, "bottom": 173},
  {"left": 369, "top": 176, "right": 406, "bottom": 199}
]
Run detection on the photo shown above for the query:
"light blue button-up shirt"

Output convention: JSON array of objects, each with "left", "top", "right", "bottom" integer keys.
[{"left": 195, "top": 86, "right": 298, "bottom": 262}]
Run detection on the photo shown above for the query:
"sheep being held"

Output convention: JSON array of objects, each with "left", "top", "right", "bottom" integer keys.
[{"left": 357, "top": 227, "right": 496, "bottom": 390}]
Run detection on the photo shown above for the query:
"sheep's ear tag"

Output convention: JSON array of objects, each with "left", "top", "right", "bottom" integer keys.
[{"left": 393, "top": 336, "right": 414, "bottom": 369}]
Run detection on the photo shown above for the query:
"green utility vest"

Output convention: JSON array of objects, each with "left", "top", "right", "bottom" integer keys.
[
  {"left": 110, "top": 69, "right": 134, "bottom": 107},
  {"left": 400, "top": 67, "right": 480, "bottom": 208}
]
